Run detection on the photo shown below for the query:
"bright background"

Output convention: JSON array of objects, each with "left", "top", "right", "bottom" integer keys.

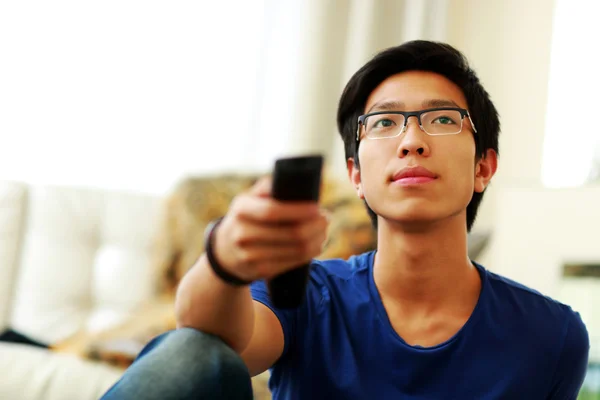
[{"left": 1, "top": 0, "right": 599, "bottom": 395}]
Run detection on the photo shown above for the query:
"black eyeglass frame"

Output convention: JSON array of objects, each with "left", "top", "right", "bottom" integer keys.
[{"left": 355, "top": 107, "right": 478, "bottom": 142}]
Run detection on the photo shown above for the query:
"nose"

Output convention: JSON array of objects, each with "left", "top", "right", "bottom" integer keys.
[{"left": 396, "top": 115, "right": 431, "bottom": 158}]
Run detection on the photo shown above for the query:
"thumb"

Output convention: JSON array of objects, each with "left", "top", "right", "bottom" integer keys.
[{"left": 249, "top": 176, "right": 272, "bottom": 198}]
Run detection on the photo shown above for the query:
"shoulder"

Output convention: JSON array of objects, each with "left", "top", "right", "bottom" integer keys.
[
  {"left": 309, "top": 251, "right": 374, "bottom": 284},
  {"left": 483, "top": 266, "right": 576, "bottom": 320},
  {"left": 480, "top": 265, "right": 589, "bottom": 357},
  {"left": 284, "top": 251, "right": 375, "bottom": 311},
  {"left": 250, "top": 251, "right": 374, "bottom": 307}
]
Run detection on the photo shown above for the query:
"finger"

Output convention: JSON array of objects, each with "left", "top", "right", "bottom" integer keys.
[
  {"left": 236, "top": 227, "right": 327, "bottom": 266},
  {"left": 234, "top": 195, "right": 321, "bottom": 223},
  {"left": 249, "top": 176, "right": 272, "bottom": 198},
  {"left": 252, "top": 236, "right": 327, "bottom": 279},
  {"left": 233, "top": 214, "right": 329, "bottom": 245}
]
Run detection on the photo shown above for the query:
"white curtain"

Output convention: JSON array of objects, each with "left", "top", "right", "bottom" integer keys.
[{"left": 0, "top": 0, "right": 449, "bottom": 195}]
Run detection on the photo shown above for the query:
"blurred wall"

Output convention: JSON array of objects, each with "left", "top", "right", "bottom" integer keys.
[
  {"left": 493, "top": 185, "right": 600, "bottom": 298},
  {"left": 446, "top": 0, "right": 556, "bottom": 234},
  {"left": 445, "top": 0, "right": 559, "bottom": 280}
]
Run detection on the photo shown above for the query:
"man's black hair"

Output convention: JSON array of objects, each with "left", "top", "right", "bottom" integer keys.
[{"left": 336, "top": 40, "right": 500, "bottom": 232}]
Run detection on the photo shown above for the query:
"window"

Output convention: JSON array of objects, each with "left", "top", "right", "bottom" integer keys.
[
  {"left": 541, "top": 0, "right": 600, "bottom": 188},
  {"left": 0, "top": 1, "right": 269, "bottom": 195}
]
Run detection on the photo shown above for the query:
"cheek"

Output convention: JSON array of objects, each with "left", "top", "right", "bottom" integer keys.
[
  {"left": 358, "top": 143, "right": 388, "bottom": 185},
  {"left": 356, "top": 146, "right": 382, "bottom": 202},
  {"left": 450, "top": 142, "right": 477, "bottom": 196}
]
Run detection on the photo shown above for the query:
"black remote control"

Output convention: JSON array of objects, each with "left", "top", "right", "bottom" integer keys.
[{"left": 268, "top": 155, "right": 324, "bottom": 309}]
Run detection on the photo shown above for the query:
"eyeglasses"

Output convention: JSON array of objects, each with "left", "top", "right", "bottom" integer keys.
[{"left": 356, "top": 107, "right": 477, "bottom": 142}]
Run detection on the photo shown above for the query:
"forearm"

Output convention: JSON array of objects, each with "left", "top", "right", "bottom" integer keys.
[{"left": 175, "top": 254, "right": 255, "bottom": 353}]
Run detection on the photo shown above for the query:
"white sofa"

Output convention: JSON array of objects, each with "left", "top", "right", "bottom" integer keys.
[{"left": 0, "top": 179, "right": 164, "bottom": 399}]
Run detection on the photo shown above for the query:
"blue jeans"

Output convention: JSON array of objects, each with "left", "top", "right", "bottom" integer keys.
[{"left": 100, "top": 328, "right": 254, "bottom": 400}]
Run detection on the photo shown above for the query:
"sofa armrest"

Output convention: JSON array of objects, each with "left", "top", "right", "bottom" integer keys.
[{"left": 52, "top": 295, "right": 177, "bottom": 368}]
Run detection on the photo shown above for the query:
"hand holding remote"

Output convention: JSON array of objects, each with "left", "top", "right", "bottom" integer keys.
[{"left": 209, "top": 156, "right": 327, "bottom": 301}]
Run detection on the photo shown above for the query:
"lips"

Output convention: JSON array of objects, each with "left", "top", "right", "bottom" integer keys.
[{"left": 391, "top": 166, "right": 438, "bottom": 185}]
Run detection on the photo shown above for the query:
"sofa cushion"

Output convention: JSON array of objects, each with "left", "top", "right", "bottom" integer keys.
[
  {"left": 0, "top": 181, "right": 27, "bottom": 332},
  {"left": 9, "top": 184, "right": 162, "bottom": 343}
]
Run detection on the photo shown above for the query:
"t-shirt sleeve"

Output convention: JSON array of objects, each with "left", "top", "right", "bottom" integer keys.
[
  {"left": 250, "top": 279, "right": 299, "bottom": 359},
  {"left": 547, "top": 311, "right": 590, "bottom": 399}
]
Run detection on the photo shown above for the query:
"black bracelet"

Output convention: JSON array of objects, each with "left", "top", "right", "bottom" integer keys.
[{"left": 204, "top": 217, "right": 253, "bottom": 286}]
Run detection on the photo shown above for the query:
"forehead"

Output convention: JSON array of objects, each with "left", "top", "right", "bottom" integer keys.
[{"left": 364, "top": 71, "right": 468, "bottom": 113}]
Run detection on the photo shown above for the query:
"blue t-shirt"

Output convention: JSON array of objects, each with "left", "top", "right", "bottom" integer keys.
[{"left": 250, "top": 251, "right": 590, "bottom": 399}]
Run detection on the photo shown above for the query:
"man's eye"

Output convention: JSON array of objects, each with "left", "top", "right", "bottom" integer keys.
[
  {"left": 374, "top": 119, "right": 395, "bottom": 128},
  {"left": 433, "top": 116, "right": 456, "bottom": 125}
]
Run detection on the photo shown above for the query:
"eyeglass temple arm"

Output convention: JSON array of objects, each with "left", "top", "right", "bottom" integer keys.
[{"left": 467, "top": 114, "right": 478, "bottom": 134}]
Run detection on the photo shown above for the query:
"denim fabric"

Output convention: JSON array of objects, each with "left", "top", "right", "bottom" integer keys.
[{"left": 100, "top": 328, "right": 253, "bottom": 400}]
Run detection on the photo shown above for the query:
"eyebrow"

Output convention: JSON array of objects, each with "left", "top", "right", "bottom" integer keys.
[
  {"left": 366, "top": 98, "right": 460, "bottom": 113},
  {"left": 422, "top": 99, "right": 460, "bottom": 108}
]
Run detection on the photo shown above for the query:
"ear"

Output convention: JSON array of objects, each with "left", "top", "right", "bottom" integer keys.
[
  {"left": 474, "top": 149, "right": 498, "bottom": 193},
  {"left": 347, "top": 158, "right": 365, "bottom": 199}
]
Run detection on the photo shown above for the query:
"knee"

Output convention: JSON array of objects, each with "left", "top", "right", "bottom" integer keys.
[
  {"left": 103, "top": 329, "right": 253, "bottom": 399},
  {"left": 144, "top": 328, "right": 250, "bottom": 382},
  {"left": 163, "top": 328, "right": 245, "bottom": 367}
]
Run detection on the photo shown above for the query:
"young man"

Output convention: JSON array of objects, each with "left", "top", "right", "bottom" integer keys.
[{"left": 101, "top": 40, "right": 589, "bottom": 399}]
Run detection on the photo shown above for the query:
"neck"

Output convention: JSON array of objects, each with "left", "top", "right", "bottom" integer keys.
[{"left": 374, "top": 213, "right": 480, "bottom": 314}]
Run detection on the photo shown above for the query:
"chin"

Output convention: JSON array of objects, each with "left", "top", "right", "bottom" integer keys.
[
  {"left": 374, "top": 198, "right": 443, "bottom": 222},
  {"left": 379, "top": 202, "right": 467, "bottom": 230},
  {"left": 379, "top": 209, "right": 442, "bottom": 226},
  {"left": 389, "top": 215, "right": 439, "bottom": 226}
]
